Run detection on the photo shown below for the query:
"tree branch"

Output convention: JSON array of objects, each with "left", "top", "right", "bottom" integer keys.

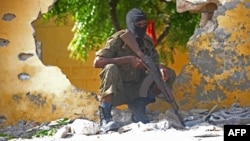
[
  {"left": 109, "top": 0, "right": 121, "bottom": 31},
  {"left": 156, "top": 20, "right": 170, "bottom": 46}
]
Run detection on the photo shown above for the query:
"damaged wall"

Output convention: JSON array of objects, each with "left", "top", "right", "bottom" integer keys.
[
  {"left": 33, "top": 19, "right": 102, "bottom": 94},
  {"left": 170, "top": 0, "right": 250, "bottom": 110},
  {"left": 0, "top": 0, "right": 99, "bottom": 126},
  {"left": 149, "top": 0, "right": 250, "bottom": 112}
]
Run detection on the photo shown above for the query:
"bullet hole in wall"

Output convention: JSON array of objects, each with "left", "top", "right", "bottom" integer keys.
[
  {"left": 0, "top": 38, "right": 9, "bottom": 47},
  {"left": 18, "top": 72, "right": 31, "bottom": 81},
  {"left": 18, "top": 53, "right": 34, "bottom": 61},
  {"left": 2, "top": 13, "right": 16, "bottom": 21}
]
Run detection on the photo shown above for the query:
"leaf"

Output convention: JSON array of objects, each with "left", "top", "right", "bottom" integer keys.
[{"left": 42, "top": 0, "right": 200, "bottom": 63}]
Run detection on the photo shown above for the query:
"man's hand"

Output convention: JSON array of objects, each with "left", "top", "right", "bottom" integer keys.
[
  {"left": 131, "top": 56, "right": 144, "bottom": 69},
  {"left": 159, "top": 63, "right": 170, "bottom": 82}
]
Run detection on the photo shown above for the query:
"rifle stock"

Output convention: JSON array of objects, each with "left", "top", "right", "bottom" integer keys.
[
  {"left": 119, "top": 30, "right": 144, "bottom": 58},
  {"left": 120, "top": 30, "right": 185, "bottom": 127}
]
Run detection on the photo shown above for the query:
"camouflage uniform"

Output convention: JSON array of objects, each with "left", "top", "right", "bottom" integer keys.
[{"left": 96, "top": 30, "right": 176, "bottom": 106}]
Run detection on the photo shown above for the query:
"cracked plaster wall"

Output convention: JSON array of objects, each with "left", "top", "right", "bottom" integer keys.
[
  {"left": 0, "top": 0, "right": 99, "bottom": 126},
  {"left": 149, "top": 0, "right": 250, "bottom": 111},
  {"left": 170, "top": 0, "right": 250, "bottom": 110}
]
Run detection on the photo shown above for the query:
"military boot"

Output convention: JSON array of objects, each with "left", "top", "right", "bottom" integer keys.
[
  {"left": 99, "top": 103, "right": 119, "bottom": 132},
  {"left": 128, "top": 97, "right": 154, "bottom": 124}
]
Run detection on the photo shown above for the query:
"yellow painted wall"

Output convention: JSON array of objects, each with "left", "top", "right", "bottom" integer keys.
[
  {"left": 0, "top": 0, "right": 99, "bottom": 126},
  {"left": 172, "top": 0, "right": 250, "bottom": 111}
]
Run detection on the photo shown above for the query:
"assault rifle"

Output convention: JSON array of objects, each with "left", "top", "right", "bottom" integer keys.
[{"left": 120, "top": 30, "right": 185, "bottom": 127}]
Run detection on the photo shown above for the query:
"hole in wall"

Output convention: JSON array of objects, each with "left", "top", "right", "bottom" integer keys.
[
  {"left": 32, "top": 13, "right": 102, "bottom": 93},
  {"left": 2, "top": 13, "right": 16, "bottom": 21},
  {"left": 31, "top": 14, "right": 85, "bottom": 89},
  {"left": 32, "top": 16, "right": 75, "bottom": 66},
  {"left": 0, "top": 38, "right": 10, "bottom": 47},
  {"left": 30, "top": 3, "right": 204, "bottom": 93},
  {"left": 18, "top": 72, "right": 30, "bottom": 81},
  {"left": 18, "top": 53, "right": 34, "bottom": 61}
]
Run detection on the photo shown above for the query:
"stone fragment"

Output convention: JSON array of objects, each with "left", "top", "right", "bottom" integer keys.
[
  {"left": 190, "top": 109, "right": 209, "bottom": 114},
  {"left": 70, "top": 119, "right": 100, "bottom": 135},
  {"left": 53, "top": 126, "right": 71, "bottom": 139}
]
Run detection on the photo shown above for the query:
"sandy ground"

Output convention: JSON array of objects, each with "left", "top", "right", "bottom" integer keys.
[{"left": 10, "top": 124, "right": 224, "bottom": 141}]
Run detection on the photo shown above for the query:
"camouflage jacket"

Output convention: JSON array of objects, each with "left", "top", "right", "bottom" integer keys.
[{"left": 96, "top": 30, "right": 159, "bottom": 82}]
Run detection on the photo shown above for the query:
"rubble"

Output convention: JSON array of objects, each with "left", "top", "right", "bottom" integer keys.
[{"left": 0, "top": 103, "right": 249, "bottom": 141}]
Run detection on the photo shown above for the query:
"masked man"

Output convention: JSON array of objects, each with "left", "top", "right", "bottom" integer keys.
[{"left": 93, "top": 8, "right": 176, "bottom": 131}]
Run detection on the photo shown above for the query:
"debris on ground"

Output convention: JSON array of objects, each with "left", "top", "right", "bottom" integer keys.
[{"left": 0, "top": 103, "right": 249, "bottom": 141}]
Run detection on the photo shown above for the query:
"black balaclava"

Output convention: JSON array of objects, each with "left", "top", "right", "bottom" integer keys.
[{"left": 126, "top": 8, "right": 147, "bottom": 46}]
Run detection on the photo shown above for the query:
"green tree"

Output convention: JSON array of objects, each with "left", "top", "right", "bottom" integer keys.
[{"left": 43, "top": 0, "right": 200, "bottom": 65}]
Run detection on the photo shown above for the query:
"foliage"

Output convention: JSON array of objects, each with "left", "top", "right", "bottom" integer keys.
[
  {"left": 0, "top": 133, "right": 14, "bottom": 140},
  {"left": 33, "top": 118, "right": 71, "bottom": 138},
  {"left": 33, "top": 128, "right": 57, "bottom": 138},
  {"left": 156, "top": 2, "right": 200, "bottom": 64},
  {"left": 43, "top": 0, "right": 200, "bottom": 64}
]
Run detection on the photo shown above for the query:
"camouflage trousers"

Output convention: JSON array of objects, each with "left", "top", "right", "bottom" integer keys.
[{"left": 98, "top": 64, "right": 176, "bottom": 106}]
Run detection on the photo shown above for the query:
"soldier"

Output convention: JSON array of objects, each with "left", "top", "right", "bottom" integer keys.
[{"left": 93, "top": 8, "right": 176, "bottom": 131}]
